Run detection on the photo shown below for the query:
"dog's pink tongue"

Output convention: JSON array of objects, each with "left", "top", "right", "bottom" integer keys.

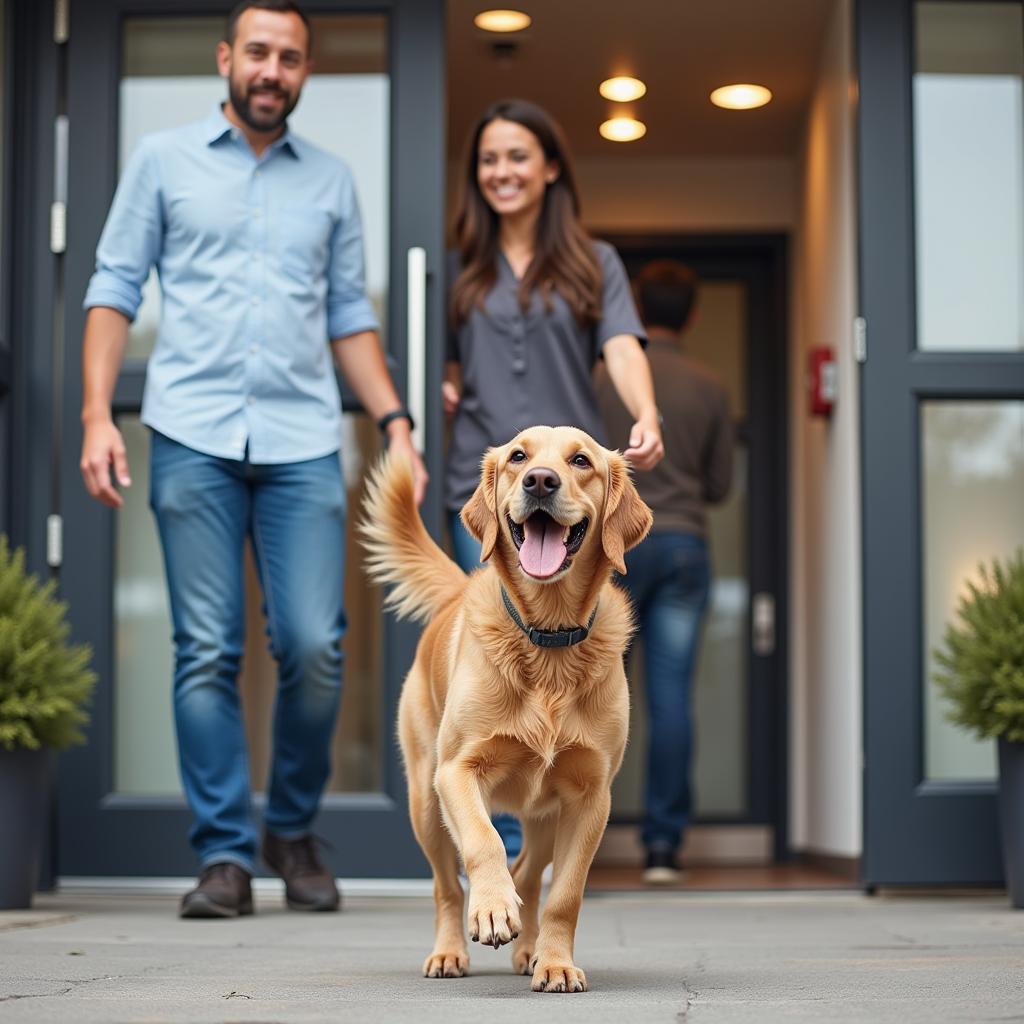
[{"left": 519, "top": 516, "right": 567, "bottom": 578}]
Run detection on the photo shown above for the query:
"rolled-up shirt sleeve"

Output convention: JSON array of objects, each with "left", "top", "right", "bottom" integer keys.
[
  {"left": 326, "top": 174, "right": 380, "bottom": 340},
  {"left": 83, "top": 138, "right": 163, "bottom": 322}
]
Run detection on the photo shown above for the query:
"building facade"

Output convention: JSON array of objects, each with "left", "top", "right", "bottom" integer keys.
[{"left": 1, "top": 0, "right": 1021, "bottom": 884}]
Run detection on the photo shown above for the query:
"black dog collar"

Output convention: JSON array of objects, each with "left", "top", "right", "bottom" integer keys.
[{"left": 500, "top": 586, "right": 598, "bottom": 648}]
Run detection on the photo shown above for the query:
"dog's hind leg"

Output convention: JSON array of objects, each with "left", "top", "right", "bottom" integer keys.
[
  {"left": 400, "top": 694, "right": 468, "bottom": 978},
  {"left": 510, "top": 813, "right": 557, "bottom": 976}
]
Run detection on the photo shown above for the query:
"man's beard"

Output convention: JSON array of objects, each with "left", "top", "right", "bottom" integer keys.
[{"left": 228, "top": 77, "right": 298, "bottom": 133}]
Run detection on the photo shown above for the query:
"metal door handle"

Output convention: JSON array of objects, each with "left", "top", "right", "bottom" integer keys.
[
  {"left": 752, "top": 592, "right": 775, "bottom": 656},
  {"left": 406, "top": 246, "right": 426, "bottom": 452}
]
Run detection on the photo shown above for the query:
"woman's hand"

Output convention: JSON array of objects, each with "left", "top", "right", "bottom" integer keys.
[
  {"left": 442, "top": 380, "right": 461, "bottom": 417},
  {"left": 603, "top": 335, "right": 664, "bottom": 470},
  {"left": 624, "top": 414, "right": 664, "bottom": 471}
]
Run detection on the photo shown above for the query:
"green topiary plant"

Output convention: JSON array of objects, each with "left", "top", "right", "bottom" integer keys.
[
  {"left": 0, "top": 535, "right": 97, "bottom": 751},
  {"left": 933, "top": 549, "right": 1024, "bottom": 744}
]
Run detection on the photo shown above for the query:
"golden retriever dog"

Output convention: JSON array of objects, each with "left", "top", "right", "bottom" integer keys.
[{"left": 360, "top": 425, "right": 651, "bottom": 993}]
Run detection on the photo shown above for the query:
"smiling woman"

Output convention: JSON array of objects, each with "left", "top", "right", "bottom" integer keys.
[{"left": 444, "top": 100, "right": 662, "bottom": 593}]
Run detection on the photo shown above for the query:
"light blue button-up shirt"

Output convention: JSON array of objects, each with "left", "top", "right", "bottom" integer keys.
[{"left": 84, "top": 105, "right": 380, "bottom": 464}]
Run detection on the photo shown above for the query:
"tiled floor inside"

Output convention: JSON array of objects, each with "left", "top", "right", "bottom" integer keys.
[{"left": 587, "top": 863, "right": 857, "bottom": 891}]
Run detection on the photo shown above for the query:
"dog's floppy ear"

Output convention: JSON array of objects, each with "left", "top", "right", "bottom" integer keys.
[
  {"left": 601, "top": 451, "right": 653, "bottom": 574},
  {"left": 461, "top": 447, "right": 501, "bottom": 562}
]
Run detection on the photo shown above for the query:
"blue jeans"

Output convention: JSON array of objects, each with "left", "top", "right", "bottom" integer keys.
[
  {"left": 447, "top": 509, "right": 523, "bottom": 860},
  {"left": 150, "top": 432, "right": 347, "bottom": 873},
  {"left": 620, "top": 532, "right": 711, "bottom": 852}
]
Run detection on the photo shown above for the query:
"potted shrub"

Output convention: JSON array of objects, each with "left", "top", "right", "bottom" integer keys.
[
  {"left": 0, "top": 536, "right": 96, "bottom": 909},
  {"left": 933, "top": 549, "right": 1024, "bottom": 909}
]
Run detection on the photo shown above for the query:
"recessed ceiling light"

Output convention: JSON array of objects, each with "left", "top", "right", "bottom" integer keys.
[
  {"left": 599, "top": 76, "right": 647, "bottom": 102},
  {"left": 710, "top": 83, "right": 772, "bottom": 110},
  {"left": 599, "top": 117, "right": 647, "bottom": 142},
  {"left": 474, "top": 9, "right": 532, "bottom": 33}
]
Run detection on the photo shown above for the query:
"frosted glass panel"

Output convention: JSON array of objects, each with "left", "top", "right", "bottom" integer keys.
[
  {"left": 914, "top": 3, "right": 1024, "bottom": 352},
  {"left": 922, "top": 401, "right": 1024, "bottom": 781},
  {"left": 119, "top": 16, "right": 389, "bottom": 359},
  {"left": 114, "top": 414, "right": 385, "bottom": 795},
  {"left": 115, "top": 418, "right": 178, "bottom": 794}
]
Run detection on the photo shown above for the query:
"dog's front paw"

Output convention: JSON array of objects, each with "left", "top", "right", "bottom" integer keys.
[
  {"left": 423, "top": 949, "right": 469, "bottom": 978},
  {"left": 531, "top": 957, "right": 587, "bottom": 993},
  {"left": 467, "top": 887, "right": 522, "bottom": 948}
]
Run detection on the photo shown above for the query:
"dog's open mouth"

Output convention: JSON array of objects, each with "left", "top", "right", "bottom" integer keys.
[{"left": 507, "top": 511, "right": 589, "bottom": 580}]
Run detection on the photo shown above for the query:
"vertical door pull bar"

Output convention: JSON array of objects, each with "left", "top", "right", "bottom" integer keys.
[
  {"left": 752, "top": 592, "right": 776, "bottom": 656},
  {"left": 51, "top": 116, "right": 69, "bottom": 254},
  {"left": 406, "top": 246, "right": 426, "bottom": 453}
]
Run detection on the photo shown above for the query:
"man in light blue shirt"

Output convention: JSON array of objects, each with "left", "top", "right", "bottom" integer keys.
[{"left": 80, "top": 0, "right": 426, "bottom": 919}]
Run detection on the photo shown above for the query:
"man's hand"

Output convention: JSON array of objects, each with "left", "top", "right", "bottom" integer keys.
[
  {"left": 81, "top": 416, "right": 131, "bottom": 508},
  {"left": 624, "top": 415, "right": 664, "bottom": 471},
  {"left": 386, "top": 425, "right": 429, "bottom": 506}
]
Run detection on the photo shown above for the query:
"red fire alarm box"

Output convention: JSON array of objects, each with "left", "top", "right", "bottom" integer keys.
[{"left": 808, "top": 346, "right": 837, "bottom": 417}]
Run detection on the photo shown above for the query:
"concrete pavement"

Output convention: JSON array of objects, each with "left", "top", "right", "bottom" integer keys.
[{"left": 1, "top": 887, "right": 1022, "bottom": 1022}]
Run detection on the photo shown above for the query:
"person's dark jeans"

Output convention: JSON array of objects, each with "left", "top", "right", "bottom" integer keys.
[
  {"left": 447, "top": 509, "right": 523, "bottom": 861},
  {"left": 150, "top": 432, "right": 347, "bottom": 873},
  {"left": 620, "top": 531, "right": 711, "bottom": 853}
]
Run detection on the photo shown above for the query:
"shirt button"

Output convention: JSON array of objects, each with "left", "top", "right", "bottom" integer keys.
[
  {"left": 512, "top": 359, "right": 526, "bottom": 374},
  {"left": 253, "top": 253, "right": 262, "bottom": 262},
  {"left": 250, "top": 344, "right": 260, "bottom": 353},
  {"left": 247, "top": 396, "right": 255, "bottom": 405},
  {"left": 251, "top": 296, "right": 260, "bottom": 306}
]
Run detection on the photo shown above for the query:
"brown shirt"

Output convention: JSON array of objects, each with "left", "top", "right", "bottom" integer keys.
[{"left": 596, "top": 331, "right": 734, "bottom": 538}]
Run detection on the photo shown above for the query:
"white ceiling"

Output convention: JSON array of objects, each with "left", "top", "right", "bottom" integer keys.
[{"left": 446, "top": 0, "right": 837, "bottom": 159}]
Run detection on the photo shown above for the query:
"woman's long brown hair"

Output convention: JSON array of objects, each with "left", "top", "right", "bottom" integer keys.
[{"left": 449, "top": 99, "right": 603, "bottom": 327}]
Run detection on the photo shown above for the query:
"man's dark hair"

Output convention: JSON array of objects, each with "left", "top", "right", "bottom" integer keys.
[
  {"left": 633, "top": 260, "right": 699, "bottom": 332},
  {"left": 225, "top": 0, "right": 313, "bottom": 53}
]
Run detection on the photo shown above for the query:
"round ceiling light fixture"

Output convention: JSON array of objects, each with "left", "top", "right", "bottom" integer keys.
[
  {"left": 599, "top": 117, "right": 647, "bottom": 142},
  {"left": 710, "top": 83, "right": 773, "bottom": 110},
  {"left": 474, "top": 9, "right": 532, "bottom": 32},
  {"left": 599, "top": 76, "right": 647, "bottom": 102}
]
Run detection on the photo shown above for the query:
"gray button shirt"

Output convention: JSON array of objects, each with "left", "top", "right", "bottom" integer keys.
[{"left": 445, "top": 240, "right": 644, "bottom": 510}]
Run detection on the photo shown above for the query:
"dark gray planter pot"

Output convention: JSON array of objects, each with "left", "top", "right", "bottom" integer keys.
[
  {"left": 997, "top": 737, "right": 1024, "bottom": 910},
  {"left": 0, "top": 747, "right": 50, "bottom": 909}
]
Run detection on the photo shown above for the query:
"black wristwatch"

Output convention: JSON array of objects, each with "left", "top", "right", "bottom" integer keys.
[{"left": 376, "top": 407, "right": 415, "bottom": 434}]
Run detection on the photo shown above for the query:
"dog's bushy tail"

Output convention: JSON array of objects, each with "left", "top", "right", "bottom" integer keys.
[{"left": 359, "top": 453, "right": 467, "bottom": 624}]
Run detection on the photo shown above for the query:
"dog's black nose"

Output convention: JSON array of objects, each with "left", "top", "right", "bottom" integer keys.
[{"left": 523, "top": 467, "right": 561, "bottom": 498}]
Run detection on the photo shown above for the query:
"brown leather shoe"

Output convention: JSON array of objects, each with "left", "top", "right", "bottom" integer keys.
[
  {"left": 261, "top": 831, "right": 340, "bottom": 911},
  {"left": 179, "top": 863, "right": 253, "bottom": 918}
]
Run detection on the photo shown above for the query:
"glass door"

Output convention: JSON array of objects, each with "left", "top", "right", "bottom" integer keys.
[
  {"left": 858, "top": 0, "right": 1024, "bottom": 884},
  {"left": 56, "top": 0, "right": 445, "bottom": 877},
  {"left": 604, "top": 235, "right": 789, "bottom": 862}
]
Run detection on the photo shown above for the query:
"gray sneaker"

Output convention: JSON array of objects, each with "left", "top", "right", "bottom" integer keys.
[{"left": 643, "top": 848, "right": 683, "bottom": 886}]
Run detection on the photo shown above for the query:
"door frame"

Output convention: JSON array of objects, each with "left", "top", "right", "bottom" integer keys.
[
  {"left": 599, "top": 231, "right": 790, "bottom": 860},
  {"left": 857, "top": 0, "right": 1023, "bottom": 884},
  {"left": 23, "top": 0, "right": 445, "bottom": 878}
]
